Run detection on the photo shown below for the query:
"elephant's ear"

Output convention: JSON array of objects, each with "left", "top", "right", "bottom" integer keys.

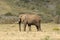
[
  {"left": 24, "top": 15, "right": 28, "bottom": 22},
  {"left": 24, "top": 15, "right": 27, "bottom": 20}
]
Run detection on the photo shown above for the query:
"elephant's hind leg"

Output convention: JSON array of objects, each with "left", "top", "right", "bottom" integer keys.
[
  {"left": 28, "top": 25, "right": 31, "bottom": 31},
  {"left": 36, "top": 24, "right": 41, "bottom": 31}
]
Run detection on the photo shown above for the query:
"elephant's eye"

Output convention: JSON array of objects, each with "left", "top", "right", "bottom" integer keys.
[{"left": 21, "top": 16, "right": 22, "bottom": 17}]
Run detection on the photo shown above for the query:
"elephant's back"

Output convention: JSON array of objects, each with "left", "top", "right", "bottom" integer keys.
[
  {"left": 27, "top": 14, "right": 40, "bottom": 20},
  {"left": 26, "top": 14, "right": 41, "bottom": 23}
]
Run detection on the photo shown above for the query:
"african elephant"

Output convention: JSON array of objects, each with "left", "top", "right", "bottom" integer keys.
[{"left": 19, "top": 14, "right": 41, "bottom": 31}]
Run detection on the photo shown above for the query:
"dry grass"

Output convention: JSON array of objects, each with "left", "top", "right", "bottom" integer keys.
[{"left": 0, "top": 23, "right": 60, "bottom": 40}]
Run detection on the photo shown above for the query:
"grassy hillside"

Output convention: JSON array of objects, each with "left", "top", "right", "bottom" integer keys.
[
  {"left": 0, "top": 0, "right": 60, "bottom": 23},
  {"left": 0, "top": 1, "right": 11, "bottom": 14},
  {"left": 0, "top": 0, "right": 59, "bottom": 14}
]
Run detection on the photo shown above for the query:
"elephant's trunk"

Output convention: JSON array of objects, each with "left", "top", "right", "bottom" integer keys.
[{"left": 19, "top": 18, "right": 21, "bottom": 31}]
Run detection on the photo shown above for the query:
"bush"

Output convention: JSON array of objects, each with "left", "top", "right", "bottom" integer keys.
[
  {"left": 53, "top": 27, "right": 60, "bottom": 31},
  {"left": 4, "top": 12, "right": 14, "bottom": 16},
  {"left": 0, "top": 16, "right": 19, "bottom": 24},
  {"left": 41, "top": 36, "right": 50, "bottom": 40}
]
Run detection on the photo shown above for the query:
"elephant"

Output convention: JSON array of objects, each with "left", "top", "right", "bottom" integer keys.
[{"left": 19, "top": 14, "right": 41, "bottom": 31}]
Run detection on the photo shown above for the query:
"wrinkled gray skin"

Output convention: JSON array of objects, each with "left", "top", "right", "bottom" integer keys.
[{"left": 19, "top": 14, "right": 41, "bottom": 31}]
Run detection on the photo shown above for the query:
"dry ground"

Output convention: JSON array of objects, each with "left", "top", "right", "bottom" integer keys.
[{"left": 0, "top": 23, "right": 60, "bottom": 40}]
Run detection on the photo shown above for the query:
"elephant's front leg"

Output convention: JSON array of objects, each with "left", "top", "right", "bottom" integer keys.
[
  {"left": 19, "top": 21, "right": 21, "bottom": 31},
  {"left": 24, "top": 24, "right": 26, "bottom": 31}
]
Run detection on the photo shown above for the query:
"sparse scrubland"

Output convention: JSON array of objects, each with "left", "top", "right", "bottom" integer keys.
[
  {"left": 0, "top": 0, "right": 60, "bottom": 40},
  {"left": 0, "top": 23, "right": 60, "bottom": 40}
]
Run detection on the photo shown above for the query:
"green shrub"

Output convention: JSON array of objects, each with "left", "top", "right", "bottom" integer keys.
[
  {"left": 41, "top": 36, "right": 50, "bottom": 40},
  {"left": 44, "top": 36, "right": 50, "bottom": 40},
  {"left": 53, "top": 27, "right": 60, "bottom": 31},
  {"left": 4, "top": 12, "right": 13, "bottom": 16}
]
